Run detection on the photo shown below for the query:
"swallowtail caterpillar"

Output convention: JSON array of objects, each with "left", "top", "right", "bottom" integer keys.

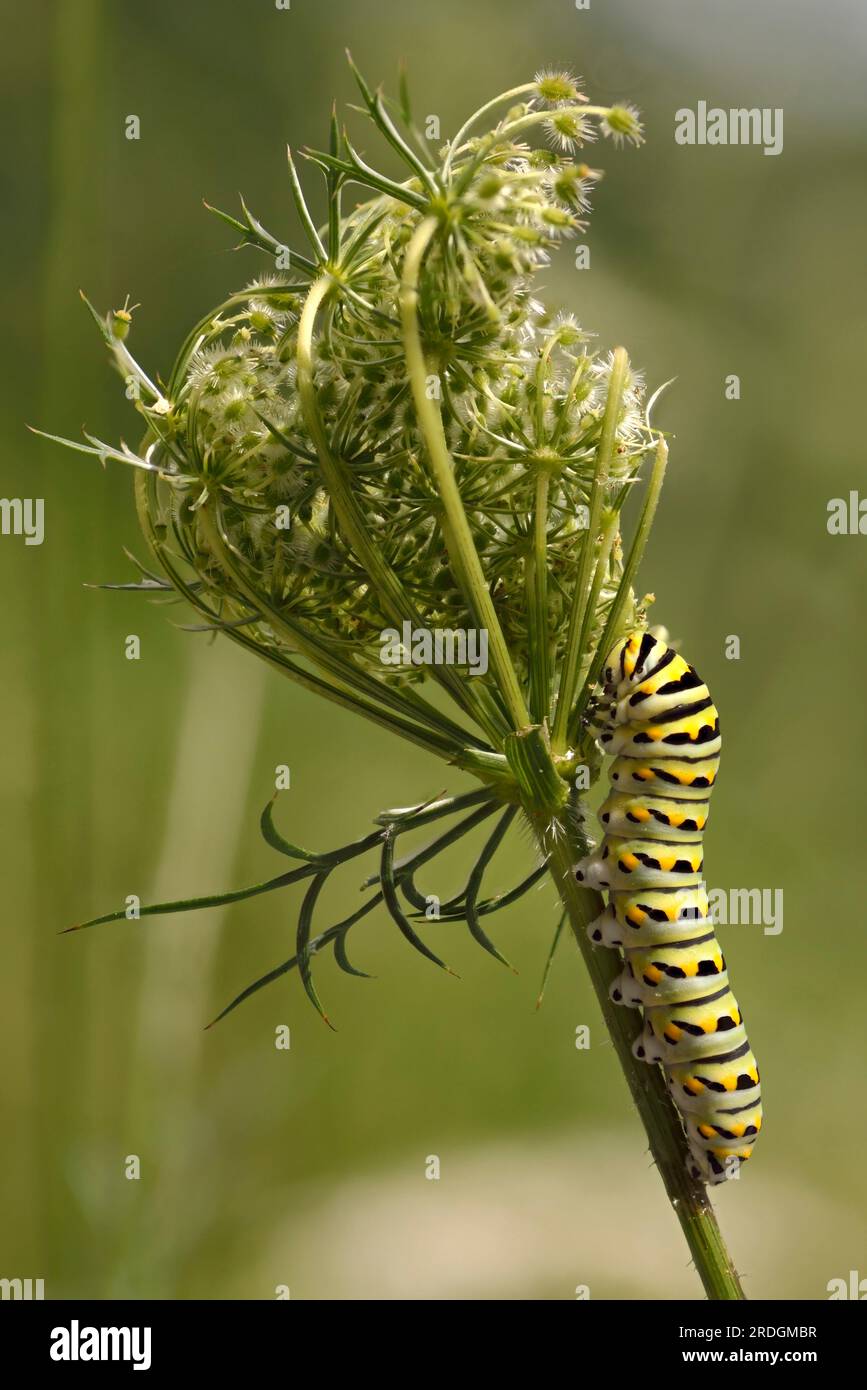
[{"left": 575, "top": 631, "right": 762, "bottom": 1184}]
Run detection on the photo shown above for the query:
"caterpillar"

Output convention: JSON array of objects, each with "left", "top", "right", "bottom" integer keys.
[{"left": 574, "top": 630, "right": 762, "bottom": 1185}]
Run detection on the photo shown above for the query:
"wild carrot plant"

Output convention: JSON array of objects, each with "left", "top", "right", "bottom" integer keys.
[{"left": 37, "top": 58, "right": 745, "bottom": 1299}]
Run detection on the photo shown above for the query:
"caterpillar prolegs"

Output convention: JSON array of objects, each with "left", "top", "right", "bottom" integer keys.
[{"left": 574, "top": 631, "right": 762, "bottom": 1185}]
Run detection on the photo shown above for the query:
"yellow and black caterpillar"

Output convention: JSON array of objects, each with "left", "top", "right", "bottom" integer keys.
[{"left": 575, "top": 631, "right": 761, "bottom": 1185}]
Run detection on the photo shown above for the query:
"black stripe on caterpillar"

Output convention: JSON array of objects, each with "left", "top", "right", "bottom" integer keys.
[{"left": 575, "top": 630, "right": 762, "bottom": 1185}]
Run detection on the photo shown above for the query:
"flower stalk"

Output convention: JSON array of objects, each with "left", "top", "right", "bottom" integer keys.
[
  {"left": 551, "top": 345, "right": 629, "bottom": 752},
  {"left": 399, "top": 213, "right": 530, "bottom": 732}
]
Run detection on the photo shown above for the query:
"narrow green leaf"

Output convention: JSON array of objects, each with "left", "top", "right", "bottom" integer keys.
[
  {"left": 260, "top": 795, "right": 330, "bottom": 863},
  {"left": 78, "top": 288, "right": 111, "bottom": 343},
  {"left": 380, "top": 828, "right": 455, "bottom": 974},
  {"left": 431, "top": 861, "right": 549, "bottom": 921},
  {"left": 375, "top": 787, "right": 492, "bottom": 827},
  {"left": 463, "top": 806, "right": 518, "bottom": 969},
  {"left": 63, "top": 865, "right": 311, "bottom": 933},
  {"left": 87, "top": 578, "right": 169, "bottom": 592},
  {"left": 296, "top": 873, "right": 334, "bottom": 1026},
  {"left": 207, "top": 897, "right": 382, "bottom": 1027},
  {"left": 286, "top": 147, "right": 327, "bottom": 262},
  {"left": 362, "top": 798, "right": 499, "bottom": 891},
  {"left": 536, "top": 910, "right": 567, "bottom": 1009},
  {"left": 332, "top": 904, "right": 378, "bottom": 977},
  {"left": 27, "top": 426, "right": 162, "bottom": 473}
]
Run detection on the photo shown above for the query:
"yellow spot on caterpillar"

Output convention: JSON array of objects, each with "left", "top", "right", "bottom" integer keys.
[
  {"left": 698, "top": 1124, "right": 715, "bottom": 1138},
  {"left": 645, "top": 965, "right": 663, "bottom": 984}
]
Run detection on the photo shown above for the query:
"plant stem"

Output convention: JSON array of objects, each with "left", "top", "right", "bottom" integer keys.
[
  {"left": 400, "top": 214, "right": 531, "bottom": 733},
  {"left": 569, "top": 435, "right": 668, "bottom": 740},
  {"left": 297, "top": 273, "right": 503, "bottom": 745},
  {"left": 297, "top": 276, "right": 417, "bottom": 630},
  {"left": 552, "top": 346, "right": 629, "bottom": 753},
  {"left": 526, "top": 801, "right": 746, "bottom": 1300},
  {"left": 528, "top": 469, "right": 551, "bottom": 722}
]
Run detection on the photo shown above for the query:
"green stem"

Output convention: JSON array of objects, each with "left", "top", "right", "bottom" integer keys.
[
  {"left": 452, "top": 106, "right": 616, "bottom": 195},
  {"left": 297, "top": 276, "right": 416, "bottom": 626},
  {"left": 528, "top": 470, "right": 551, "bottom": 723},
  {"left": 569, "top": 435, "right": 668, "bottom": 739},
  {"left": 296, "top": 273, "right": 503, "bottom": 745},
  {"left": 444, "top": 82, "right": 537, "bottom": 175},
  {"left": 576, "top": 508, "right": 619, "bottom": 663},
  {"left": 552, "top": 347, "right": 629, "bottom": 752},
  {"left": 528, "top": 798, "right": 747, "bottom": 1301},
  {"left": 400, "top": 215, "right": 530, "bottom": 733}
]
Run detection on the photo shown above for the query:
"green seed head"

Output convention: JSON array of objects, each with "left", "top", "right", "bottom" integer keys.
[{"left": 45, "top": 63, "right": 661, "bottom": 773}]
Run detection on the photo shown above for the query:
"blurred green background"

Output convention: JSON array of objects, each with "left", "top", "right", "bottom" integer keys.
[{"left": 3, "top": 0, "right": 866, "bottom": 1299}]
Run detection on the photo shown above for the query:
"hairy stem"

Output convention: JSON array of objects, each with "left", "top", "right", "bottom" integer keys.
[{"left": 527, "top": 801, "right": 746, "bottom": 1300}]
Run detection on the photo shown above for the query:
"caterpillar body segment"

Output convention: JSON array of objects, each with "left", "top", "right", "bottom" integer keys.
[
  {"left": 588, "top": 884, "right": 713, "bottom": 947},
  {"left": 610, "top": 933, "right": 728, "bottom": 1008},
  {"left": 598, "top": 789, "right": 709, "bottom": 841},
  {"left": 608, "top": 753, "right": 719, "bottom": 798},
  {"left": 580, "top": 835, "right": 705, "bottom": 891},
  {"left": 576, "top": 630, "right": 761, "bottom": 1186},
  {"left": 597, "top": 705, "right": 721, "bottom": 760}
]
